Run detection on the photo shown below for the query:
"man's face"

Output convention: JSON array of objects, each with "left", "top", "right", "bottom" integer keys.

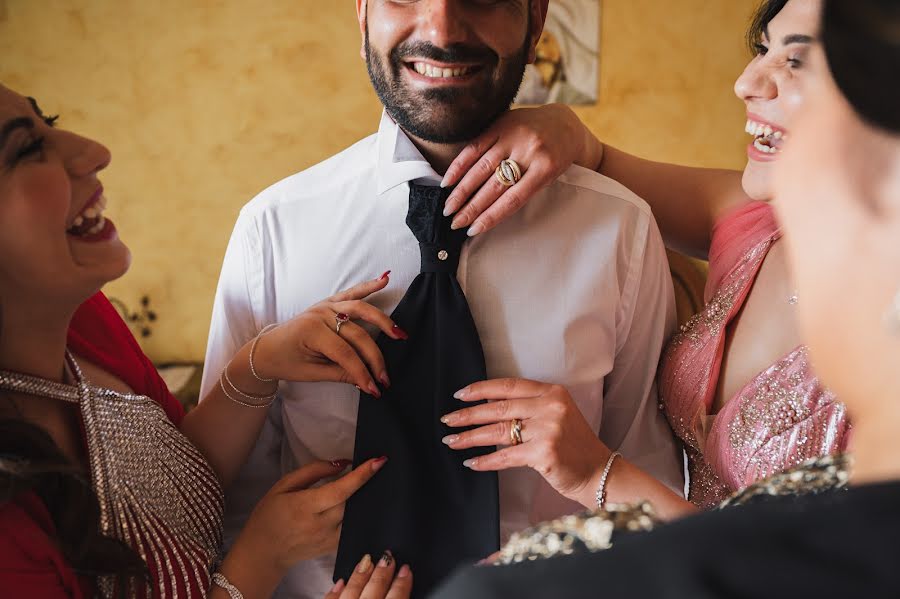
[{"left": 359, "top": 0, "right": 543, "bottom": 144}]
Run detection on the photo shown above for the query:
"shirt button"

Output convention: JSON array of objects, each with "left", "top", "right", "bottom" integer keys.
[{"left": 438, "top": 250, "right": 449, "bottom": 261}]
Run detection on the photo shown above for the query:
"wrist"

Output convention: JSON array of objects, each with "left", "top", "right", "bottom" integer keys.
[
  {"left": 219, "top": 535, "right": 286, "bottom": 599},
  {"left": 574, "top": 449, "right": 617, "bottom": 509},
  {"left": 228, "top": 343, "right": 279, "bottom": 397},
  {"left": 584, "top": 125, "right": 605, "bottom": 173}
]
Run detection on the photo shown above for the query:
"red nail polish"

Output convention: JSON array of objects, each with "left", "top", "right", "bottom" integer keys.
[
  {"left": 372, "top": 456, "right": 388, "bottom": 472},
  {"left": 331, "top": 459, "right": 352, "bottom": 469},
  {"left": 380, "top": 270, "right": 392, "bottom": 280},
  {"left": 392, "top": 324, "right": 409, "bottom": 340},
  {"left": 368, "top": 382, "right": 382, "bottom": 398}
]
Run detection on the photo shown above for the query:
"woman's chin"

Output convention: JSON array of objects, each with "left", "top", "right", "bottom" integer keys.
[
  {"left": 741, "top": 162, "right": 775, "bottom": 202},
  {"left": 76, "top": 242, "right": 133, "bottom": 290}
]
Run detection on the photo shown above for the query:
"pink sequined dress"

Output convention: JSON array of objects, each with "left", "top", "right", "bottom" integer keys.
[{"left": 659, "top": 201, "right": 850, "bottom": 508}]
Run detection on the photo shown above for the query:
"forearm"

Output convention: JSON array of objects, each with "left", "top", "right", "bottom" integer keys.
[
  {"left": 574, "top": 456, "right": 697, "bottom": 521},
  {"left": 592, "top": 143, "right": 746, "bottom": 259},
  {"left": 181, "top": 341, "right": 274, "bottom": 488}
]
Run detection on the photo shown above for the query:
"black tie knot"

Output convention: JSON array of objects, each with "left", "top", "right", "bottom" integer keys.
[{"left": 406, "top": 182, "right": 469, "bottom": 274}]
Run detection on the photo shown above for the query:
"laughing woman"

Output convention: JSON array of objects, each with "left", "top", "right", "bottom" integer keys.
[
  {"left": 0, "top": 86, "right": 410, "bottom": 599},
  {"left": 437, "top": 0, "right": 849, "bottom": 516}
]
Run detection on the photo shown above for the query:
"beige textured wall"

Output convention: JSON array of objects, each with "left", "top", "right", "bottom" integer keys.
[{"left": 1, "top": 0, "right": 758, "bottom": 362}]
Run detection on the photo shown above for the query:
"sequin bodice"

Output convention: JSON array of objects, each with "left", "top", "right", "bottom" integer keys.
[
  {"left": 0, "top": 355, "right": 224, "bottom": 598},
  {"left": 659, "top": 202, "right": 850, "bottom": 508}
]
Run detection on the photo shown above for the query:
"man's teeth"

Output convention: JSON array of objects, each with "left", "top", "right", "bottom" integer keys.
[{"left": 412, "top": 62, "right": 473, "bottom": 78}]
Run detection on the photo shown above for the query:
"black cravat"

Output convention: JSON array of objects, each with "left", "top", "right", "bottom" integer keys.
[{"left": 334, "top": 183, "right": 500, "bottom": 597}]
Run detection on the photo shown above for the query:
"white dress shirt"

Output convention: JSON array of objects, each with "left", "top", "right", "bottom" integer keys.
[{"left": 200, "top": 112, "right": 683, "bottom": 598}]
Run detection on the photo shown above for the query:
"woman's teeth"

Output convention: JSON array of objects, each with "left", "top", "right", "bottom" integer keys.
[
  {"left": 745, "top": 119, "right": 786, "bottom": 154},
  {"left": 412, "top": 62, "right": 473, "bottom": 78},
  {"left": 753, "top": 138, "right": 778, "bottom": 154},
  {"left": 68, "top": 196, "right": 108, "bottom": 236}
]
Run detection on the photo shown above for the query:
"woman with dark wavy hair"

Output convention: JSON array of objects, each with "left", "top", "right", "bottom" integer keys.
[
  {"left": 435, "top": 0, "right": 900, "bottom": 596},
  {"left": 0, "top": 86, "right": 410, "bottom": 598},
  {"left": 430, "top": 0, "right": 851, "bottom": 518}
]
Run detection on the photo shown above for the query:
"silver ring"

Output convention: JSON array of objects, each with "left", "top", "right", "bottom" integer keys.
[
  {"left": 495, "top": 159, "right": 523, "bottom": 187},
  {"left": 335, "top": 312, "right": 350, "bottom": 334},
  {"left": 510, "top": 419, "right": 523, "bottom": 446}
]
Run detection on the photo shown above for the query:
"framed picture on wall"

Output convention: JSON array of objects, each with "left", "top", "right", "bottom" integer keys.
[{"left": 515, "top": 0, "right": 600, "bottom": 105}]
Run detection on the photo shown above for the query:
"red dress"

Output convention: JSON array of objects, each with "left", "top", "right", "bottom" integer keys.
[{"left": 0, "top": 292, "right": 218, "bottom": 598}]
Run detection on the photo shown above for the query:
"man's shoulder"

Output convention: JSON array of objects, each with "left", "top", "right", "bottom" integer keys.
[
  {"left": 239, "top": 133, "right": 379, "bottom": 220},
  {"left": 551, "top": 164, "right": 653, "bottom": 221}
]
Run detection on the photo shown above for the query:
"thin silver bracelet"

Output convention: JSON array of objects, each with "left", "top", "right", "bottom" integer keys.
[
  {"left": 249, "top": 323, "right": 279, "bottom": 382},
  {"left": 222, "top": 360, "right": 277, "bottom": 402},
  {"left": 219, "top": 376, "right": 275, "bottom": 409},
  {"left": 211, "top": 572, "right": 244, "bottom": 599},
  {"left": 595, "top": 451, "right": 621, "bottom": 510}
]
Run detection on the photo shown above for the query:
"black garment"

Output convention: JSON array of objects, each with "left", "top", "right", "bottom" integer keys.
[
  {"left": 432, "top": 482, "right": 900, "bottom": 598},
  {"left": 335, "top": 184, "right": 500, "bottom": 597}
]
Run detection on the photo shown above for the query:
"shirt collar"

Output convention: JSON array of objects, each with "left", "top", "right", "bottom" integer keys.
[{"left": 375, "top": 110, "right": 442, "bottom": 195}]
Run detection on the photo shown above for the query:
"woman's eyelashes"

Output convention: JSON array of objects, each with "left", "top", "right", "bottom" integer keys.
[
  {"left": 12, "top": 135, "right": 46, "bottom": 164},
  {"left": 7, "top": 134, "right": 45, "bottom": 168},
  {"left": 27, "top": 97, "right": 59, "bottom": 127}
]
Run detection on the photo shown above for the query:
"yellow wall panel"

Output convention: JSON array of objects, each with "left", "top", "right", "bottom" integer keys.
[{"left": 1, "top": 0, "right": 759, "bottom": 361}]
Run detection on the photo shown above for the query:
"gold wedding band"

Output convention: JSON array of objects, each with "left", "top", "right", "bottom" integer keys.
[
  {"left": 510, "top": 419, "right": 523, "bottom": 446},
  {"left": 495, "top": 159, "right": 523, "bottom": 187}
]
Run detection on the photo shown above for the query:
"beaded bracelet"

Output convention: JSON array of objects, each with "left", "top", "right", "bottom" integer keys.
[{"left": 595, "top": 451, "right": 621, "bottom": 510}]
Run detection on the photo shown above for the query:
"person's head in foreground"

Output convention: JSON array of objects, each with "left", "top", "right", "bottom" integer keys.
[
  {"left": 432, "top": 0, "right": 900, "bottom": 596},
  {"left": 774, "top": 0, "right": 900, "bottom": 479}
]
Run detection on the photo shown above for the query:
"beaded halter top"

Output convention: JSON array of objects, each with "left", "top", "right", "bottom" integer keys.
[{"left": 0, "top": 353, "right": 224, "bottom": 598}]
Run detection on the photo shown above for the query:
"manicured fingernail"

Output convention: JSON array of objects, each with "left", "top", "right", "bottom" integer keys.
[
  {"left": 378, "top": 372, "right": 391, "bottom": 388},
  {"left": 454, "top": 388, "right": 468, "bottom": 400},
  {"left": 392, "top": 324, "right": 409, "bottom": 340},
  {"left": 463, "top": 458, "right": 478, "bottom": 469},
  {"left": 451, "top": 215, "right": 466, "bottom": 230},
  {"left": 378, "top": 550, "right": 394, "bottom": 568},
  {"left": 442, "top": 434, "right": 459, "bottom": 446},
  {"left": 372, "top": 456, "right": 388, "bottom": 472},
  {"left": 441, "top": 413, "right": 458, "bottom": 425},
  {"left": 331, "top": 459, "right": 352, "bottom": 469},
  {"left": 467, "top": 222, "right": 485, "bottom": 237},
  {"left": 357, "top": 554, "right": 373, "bottom": 573},
  {"left": 443, "top": 200, "right": 455, "bottom": 216},
  {"left": 398, "top": 564, "right": 411, "bottom": 578},
  {"left": 331, "top": 579, "right": 345, "bottom": 593},
  {"left": 368, "top": 382, "right": 381, "bottom": 398},
  {"left": 379, "top": 270, "right": 391, "bottom": 280}
]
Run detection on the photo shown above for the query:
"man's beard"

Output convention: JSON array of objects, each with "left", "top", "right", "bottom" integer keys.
[{"left": 365, "top": 27, "right": 530, "bottom": 144}]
